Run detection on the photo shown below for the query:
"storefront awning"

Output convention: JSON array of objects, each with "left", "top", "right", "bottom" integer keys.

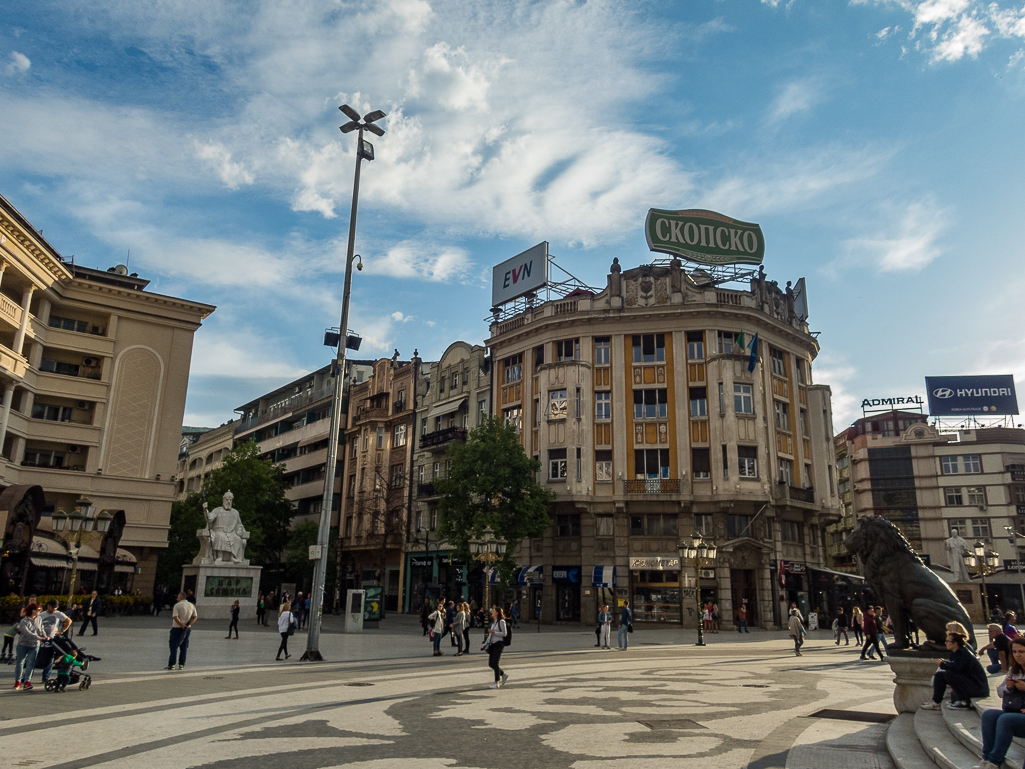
[
  {"left": 75, "top": 561, "right": 98, "bottom": 572},
  {"left": 115, "top": 548, "right": 137, "bottom": 564},
  {"left": 427, "top": 398, "right": 467, "bottom": 420},
  {"left": 114, "top": 565, "right": 135, "bottom": 573},
  {"left": 591, "top": 565, "right": 616, "bottom": 588},
  {"left": 30, "top": 536, "right": 68, "bottom": 557},
  {"left": 489, "top": 570, "right": 501, "bottom": 584},
  {"left": 552, "top": 566, "right": 581, "bottom": 584},
  {"left": 31, "top": 556, "right": 70, "bottom": 569},
  {"left": 518, "top": 565, "right": 544, "bottom": 585}
]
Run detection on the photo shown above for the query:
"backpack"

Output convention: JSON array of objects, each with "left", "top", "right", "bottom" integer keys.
[{"left": 503, "top": 619, "right": 512, "bottom": 647}]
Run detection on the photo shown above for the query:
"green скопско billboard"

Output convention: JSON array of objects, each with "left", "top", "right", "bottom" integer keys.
[{"left": 645, "top": 209, "right": 764, "bottom": 266}]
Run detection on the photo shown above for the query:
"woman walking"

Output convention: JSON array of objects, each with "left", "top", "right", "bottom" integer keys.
[
  {"left": 13, "top": 603, "right": 46, "bottom": 690},
  {"left": 485, "top": 607, "right": 508, "bottom": 689},
  {"left": 852, "top": 606, "right": 864, "bottom": 645},
  {"left": 226, "top": 600, "right": 240, "bottom": 639},
  {"left": 276, "top": 601, "right": 294, "bottom": 660},
  {"left": 428, "top": 603, "right": 446, "bottom": 656},
  {"left": 974, "top": 636, "right": 1025, "bottom": 769},
  {"left": 788, "top": 608, "right": 805, "bottom": 656},
  {"left": 711, "top": 602, "right": 720, "bottom": 634},
  {"left": 599, "top": 605, "right": 612, "bottom": 649},
  {"left": 256, "top": 593, "right": 266, "bottom": 626},
  {"left": 461, "top": 602, "right": 472, "bottom": 654},
  {"left": 453, "top": 601, "right": 468, "bottom": 656}
]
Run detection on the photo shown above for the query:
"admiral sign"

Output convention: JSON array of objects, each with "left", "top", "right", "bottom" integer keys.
[
  {"left": 645, "top": 209, "right": 764, "bottom": 266},
  {"left": 492, "top": 242, "right": 548, "bottom": 306},
  {"left": 925, "top": 375, "right": 1019, "bottom": 416}
]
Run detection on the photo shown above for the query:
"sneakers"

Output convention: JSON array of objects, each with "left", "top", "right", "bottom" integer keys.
[
  {"left": 177, "top": 664, "right": 185, "bottom": 670},
  {"left": 920, "top": 701, "right": 941, "bottom": 710},
  {"left": 501, "top": 673, "right": 509, "bottom": 686},
  {"left": 23, "top": 681, "right": 32, "bottom": 690},
  {"left": 949, "top": 701, "right": 973, "bottom": 710},
  {"left": 164, "top": 666, "right": 175, "bottom": 671},
  {"left": 972, "top": 761, "right": 1000, "bottom": 769},
  {"left": 12, "top": 681, "right": 20, "bottom": 690},
  {"left": 489, "top": 683, "right": 499, "bottom": 689}
]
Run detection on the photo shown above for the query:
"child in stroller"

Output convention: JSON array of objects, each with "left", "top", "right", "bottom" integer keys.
[{"left": 47, "top": 650, "right": 89, "bottom": 692}]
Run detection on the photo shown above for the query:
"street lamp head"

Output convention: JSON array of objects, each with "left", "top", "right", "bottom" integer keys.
[
  {"left": 706, "top": 541, "right": 718, "bottom": 561},
  {"left": 495, "top": 535, "right": 508, "bottom": 556},
  {"left": 68, "top": 509, "right": 84, "bottom": 532},
  {"left": 96, "top": 510, "right": 114, "bottom": 534},
  {"left": 339, "top": 120, "right": 360, "bottom": 134},
  {"left": 364, "top": 122, "right": 385, "bottom": 137},
  {"left": 339, "top": 104, "right": 361, "bottom": 122},
  {"left": 363, "top": 109, "right": 386, "bottom": 124},
  {"left": 51, "top": 510, "right": 68, "bottom": 532},
  {"left": 974, "top": 541, "right": 986, "bottom": 558}
]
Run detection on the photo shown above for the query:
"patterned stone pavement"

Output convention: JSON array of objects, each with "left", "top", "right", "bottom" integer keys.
[{"left": 0, "top": 639, "right": 898, "bottom": 769}]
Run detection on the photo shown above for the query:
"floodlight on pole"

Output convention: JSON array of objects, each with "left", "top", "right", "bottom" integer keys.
[{"left": 303, "top": 100, "right": 386, "bottom": 662}]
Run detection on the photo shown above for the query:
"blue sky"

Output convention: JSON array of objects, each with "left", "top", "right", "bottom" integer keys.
[{"left": 2, "top": 0, "right": 1024, "bottom": 430}]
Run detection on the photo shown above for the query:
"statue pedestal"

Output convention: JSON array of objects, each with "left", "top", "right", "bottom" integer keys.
[
  {"left": 887, "top": 650, "right": 941, "bottom": 713},
  {"left": 182, "top": 562, "right": 262, "bottom": 620}
]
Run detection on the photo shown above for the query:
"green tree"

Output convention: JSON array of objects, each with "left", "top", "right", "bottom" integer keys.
[
  {"left": 283, "top": 520, "right": 320, "bottom": 591},
  {"left": 156, "top": 440, "right": 294, "bottom": 589},
  {"left": 436, "top": 416, "right": 555, "bottom": 580}
]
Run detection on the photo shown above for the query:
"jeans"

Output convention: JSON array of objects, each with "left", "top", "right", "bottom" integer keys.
[
  {"left": 853, "top": 625, "right": 864, "bottom": 644},
  {"left": 488, "top": 641, "right": 505, "bottom": 682},
  {"left": 836, "top": 628, "right": 849, "bottom": 645},
  {"left": 168, "top": 627, "right": 191, "bottom": 668},
  {"left": 15, "top": 645, "right": 38, "bottom": 683},
  {"left": 600, "top": 624, "right": 611, "bottom": 648},
  {"left": 433, "top": 632, "right": 442, "bottom": 653},
  {"left": 618, "top": 626, "right": 629, "bottom": 649},
  {"left": 981, "top": 709, "right": 1025, "bottom": 763},
  {"left": 877, "top": 633, "right": 888, "bottom": 655},
  {"left": 933, "top": 669, "right": 989, "bottom": 704},
  {"left": 737, "top": 618, "right": 748, "bottom": 633},
  {"left": 462, "top": 629, "right": 471, "bottom": 654},
  {"left": 228, "top": 619, "right": 238, "bottom": 638},
  {"left": 793, "top": 634, "right": 804, "bottom": 654},
  {"left": 987, "top": 649, "right": 1004, "bottom": 674},
  {"left": 455, "top": 630, "right": 464, "bottom": 654},
  {"left": 861, "top": 636, "right": 883, "bottom": 659}
]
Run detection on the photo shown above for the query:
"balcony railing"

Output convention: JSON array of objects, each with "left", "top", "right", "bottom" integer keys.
[
  {"left": 236, "top": 385, "right": 334, "bottom": 433},
  {"left": 788, "top": 485, "right": 816, "bottom": 504},
  {"left": 417, "top": 482, "right": 437, "bottom": 498},
  {"left": 420, "top": 427, "right": 467, "bottom": 450},
  {"left": 354, "top": 406, "right": 390, "bottom": 423},
  {"left": 624, "top": 478, "right": 681, "bottom": 494}
]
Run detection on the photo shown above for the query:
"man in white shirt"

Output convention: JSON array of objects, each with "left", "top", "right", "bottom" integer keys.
[
  {"left": 167, "top": 592, "right": 198, "bottom": 670},
  {"left": 39, "top": 600, "right": 73, "bottom": 682}
]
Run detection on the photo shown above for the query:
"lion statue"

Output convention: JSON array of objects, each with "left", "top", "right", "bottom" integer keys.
[{"left": 844, "top": 515, "right": 975, "bottom": 651}]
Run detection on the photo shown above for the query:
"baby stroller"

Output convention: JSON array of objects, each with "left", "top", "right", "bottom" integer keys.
[{"left": 39, "top": 635, "right": 97, "bottom": 692}]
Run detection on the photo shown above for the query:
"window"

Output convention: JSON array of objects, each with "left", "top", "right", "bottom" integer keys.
[
  {"left": 966, "top": 486, "right": 986, "bottom": 506},
  {"left": 781, "top": 520, "right": 803, "bottom": 543},
  {"left": 39, "top": 359, "right": 80, "bottom": 377},
  {"left": 795, "top": 360, "right": 806, "bottom": 384},
  {"left": 717, "top": 331, "right": 738, "bottom": 354},
  {"left": 727, "top": 514, "right": 752, "bottom": 539},
  {"left": 555, "top": 338, "right": 580, "bottom": 361},
  {"left": 433, "top": 461, "right": 441, "bottom": 479},
  {"left": 48, "top": 315, "right": 89, "bottom": 333},
  {"left": 687, "top": 331, "right": 704, "bottom": 360},
  {"left": 534, "top": 345, "right": 545, "bottom": 368},
  {"left": 463, "top": 369, "right": 469, "bottom": 385},
  {"left": 594, "top": 337, "right": 610, "bottom": 366},
  {"left": 575, "top": 387, "right": 581, "bottom": 419},
  {"left": 451, "top": 372, "right": 459, "bottom": 389},
  {"left": 361, "top": 431, "right": 369, "bottom": 452},
  {"left": 439, "top": 376, "right": 445, "bottom": 394},
  {"left": 633, "top": 388, "right": 668, "bottom": 419},
  {"left": 770, "top": 347, "right": 787, "bottom": 378},
  {"left": 941, "top": 456, "right": 960, "bottom": 475},
  {"left": 971, "top": 517, "right": 992, "bottom": 539},
  {"left": 344, "top": 516, "right": 353, "bottom": 538},
  {"left": 557, "top": 514, "right": 581, "bottom": 536},
  {"left": 689, "top": 387, "right": 707, "bottom": 417},
  {"left": 24, "top": 449, "right": 64, "bottom": 468},
  {"left": 548, "top": 389, "right": 568, "bottom": 419},
  {"left": 376, "top": 426, "right": 385, "bottom": 449},
  {"left": 390, "top": 464, "right": 404, "bottom": 488},
  {"left": 631, "top": 333, "right": 665, "bottom": 363},
  {"left": 533, "top": 398, "right": 541, "bottom": 427},
  {"left": 417, "top": 464, "right": 425, "bottom": 484},
  {"left": 945, "top": 487, "right": 964, "bottom": 506},
  {"left": 948, "top": 519, "right": 967, "bottom": 537},
  {"left": 692, "top": 448, "right": 711, "bottom": 480},
  {"left": 799, "top": 409, "right": 808, "bottom": 437},
  {"left": 394, "top": 425, "right": 407, "bottom": 448},
  {"left": 549, "top": 448, "right": 567, "bottom": 480},
  {"left": 502, "top": 406, "right": 522, "bottom": 433},
  {"left": 1016, "top": 486, "right": 1025, "bottom": 505},
  {"left": 635, "top": 448, "right": 670, "bottom": 478},
  {"left": 694, "top": 514, "right": 713, "bottom": 537},
  {"left": 430, "top": 507, "right": 439, "bottom": 530},
  {"left": 631, "top": 515, "right": 677, "bottom": 536},
  {"left": 396, "top": 390, "right": 406, "bottom": 410},
  {"left": 779, "top": 458, "right": 794, "bottom": 485},
  {"left": 963, "top": 455, "right": 982, "bottom": 474},
  {"left": 576, "top": 447, "right": 582, "bottom": 480},
  {"left": 722, "top": 444, "right": 729, "bottom": 479},
  {"left": 734, "top": 384, "right": 753, "bottom": 414},
  {"left": 351, "top": 439, "right": 358, "bottom": 458},
  {"left": 596, "top": 514, "right": 614, "bottom": 537},
  {"left": 595, "top": 392, "right": 611, "bottom": 421},
  {"left": 738, "top": 446, "right": 758, "bottom": 478},
  {"left": 502, "top": 353, "right": 523, "bottom": 383},
  {"left": 31, "top": 404, "right": 72, "bottom": 422},
  {"left": 774, "top": 400, "right": 790, "bottom": 432},
  {"left": 478, "top": 399, "right": 488, "bottom": 424},
  {"left": 718, "top": 383, "right": 725, "bottom": 414},
  {"left": 595, "top": 450, "right": 612, "bottom": 482}
]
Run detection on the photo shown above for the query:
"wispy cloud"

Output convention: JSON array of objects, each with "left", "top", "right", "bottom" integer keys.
[
  {"left": 3, "top": 51, "right": 30, "bottom": 75},
  {"left": 844, "top": 199, "right": 950, "bottom": 271},
  {"left": 765, "top": 79, "right": 824, "bottom": 125}
]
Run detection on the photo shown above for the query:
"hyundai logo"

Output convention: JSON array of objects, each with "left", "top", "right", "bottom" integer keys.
[{"left": 933, "top": 388, "right": 954, "bottom": 399}]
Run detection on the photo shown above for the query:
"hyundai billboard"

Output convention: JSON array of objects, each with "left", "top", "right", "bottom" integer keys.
[{"left": 925, "top": 375, "right": 1019, "bottom": 416}]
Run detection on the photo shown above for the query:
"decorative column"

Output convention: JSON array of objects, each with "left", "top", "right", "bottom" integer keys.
[
  {"left": 0, "top": 382, "right": 15, "bottom": 457},
  {"left": 0, "top": 260, "right": 7, "bottom": 291},
  {"left": 14, "top": 285, "right": 34, "bottom": 356}
]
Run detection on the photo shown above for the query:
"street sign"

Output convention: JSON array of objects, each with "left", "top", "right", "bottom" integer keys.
[{"left": 308, "top": 545, "right": 323, "bottom": 560}]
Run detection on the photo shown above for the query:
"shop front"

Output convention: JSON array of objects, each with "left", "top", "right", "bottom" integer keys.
[
  {"left": 591, "top": 565, "right": 617, "bottom": 622},
  {"left": 404, "top": 552, "right": 464, "bottom": 611},
  {"left": 516, "top": 565, "right": 544, "bottom": 623},
  {"left": 781, "top": 560, "right": 809, "bottom": 620},
  {"left": 807, "top": 566, "right": 866, "bottom": 619},
  {"left": 552, "top": 565, "right": 581, "bottom": 622},
  {"left": 629, "top": 555, "right": 682, "bottom": 623}
]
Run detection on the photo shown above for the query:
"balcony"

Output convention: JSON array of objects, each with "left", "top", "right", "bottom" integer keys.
[
  {"left": 624, "top": 479, "right": 681, "bottom": 494},
  {"left": 235, "top": 385, "right": 335, "bottom": 434},
  {"left": 417, "top": 482, "right": 438, "bottom": 498},
  {"left": 420, "top": 427, "right": 467, "bottom": 451},
  {"left": 354, "top": 406, "right": 390, "bottom": 424},
  {"left": 774, "top": 483, "right": 816, "bottom": 506}
]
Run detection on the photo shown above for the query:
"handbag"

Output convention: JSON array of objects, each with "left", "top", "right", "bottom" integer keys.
[
  {"left": 287, "top": 613, "right": 297, "bottom": 636},
  {"left": 428, "top": 628, "right": 435, "bottom": 642},
  {"left": 1004, "top": 684, "right": 1025, "bottom": 712},
  {"left": 627, "top": 623, "right": 634, "bottom": 634}
]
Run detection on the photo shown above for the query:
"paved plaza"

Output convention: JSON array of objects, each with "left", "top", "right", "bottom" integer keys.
[{"left": 1, "top": 615, "right": 904, "bottom": 769}]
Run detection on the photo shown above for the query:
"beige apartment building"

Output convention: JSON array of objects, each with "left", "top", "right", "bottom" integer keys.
[
  {"left": 175, "top": 421, "right": 237, "bottom": 500},
  {"left": 486, "top": 258, "right": 844, "bottom": 628},
  {"left": 0, "top": 193, "right": 214, "bottom": 594}
]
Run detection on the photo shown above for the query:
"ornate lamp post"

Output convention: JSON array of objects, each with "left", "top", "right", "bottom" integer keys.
[
  {"left": 469, "top": 526, "right": 507, "bottom": 611},
  {"left": 965, "top": 540, "right": 1000, "bottom": 621},
  {"left": 679, "top": 533, "right": 717, "bottom": 647},
  {"left": 50, "top": 497, "right": 112, "bottom": 606}
]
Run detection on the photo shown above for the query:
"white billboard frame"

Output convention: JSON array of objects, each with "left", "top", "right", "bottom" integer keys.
[{"left": 492, "top": 242, "right": 548, "bottom": 307}]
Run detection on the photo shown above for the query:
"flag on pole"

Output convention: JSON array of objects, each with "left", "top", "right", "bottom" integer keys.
[
  {"left": 747, "top": 332, "right": 760, "bottom": 372},
  {"left": 734, "top": 331, "right": 745, "bottom": 353},
  {"left": 779, "top": 560, "right": 787, "bottom": 589}
]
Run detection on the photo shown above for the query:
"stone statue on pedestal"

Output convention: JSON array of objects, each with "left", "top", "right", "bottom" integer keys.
[
  {"left": 199, "top": 491, "right": 249, "bottom": 565},
  {"left": 944, "top": 529, "right": 972, "bottom": 582}
]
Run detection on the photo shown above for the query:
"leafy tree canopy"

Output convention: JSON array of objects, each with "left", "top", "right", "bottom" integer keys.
[
  {"left": 436, "top": 416, "right": 555, "bottom": 580},
  {"left": 156, "top": 440, "right": 294, "bottom": 589}
]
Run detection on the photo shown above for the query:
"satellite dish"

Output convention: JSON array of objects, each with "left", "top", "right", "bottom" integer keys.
[{"left": 113, "top": 264, "right": 129, "bottom": 275}]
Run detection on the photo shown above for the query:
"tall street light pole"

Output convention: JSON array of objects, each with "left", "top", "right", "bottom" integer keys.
[
  {"left": 302, "top": 104, "right": 386, "bottom": 662},
  {"left": 679, "top": 533, "right": 717, "bottom": 647}
]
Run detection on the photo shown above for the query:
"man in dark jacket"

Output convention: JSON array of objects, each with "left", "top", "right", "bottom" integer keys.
[
  {"left": 835, "top": 607, "right": 850, "bottom": 646},
  {"left": 79, "top": 591, "right": 101, "bottom": 636},
  {"left": 921, "top": 630, "right": 989, "bottom": 709},
  {"left": 445, "top": 600, "right": 457, "bottom": 647},
  {"left": 859, "top": 607, "right": 884, "bottom": 660}
]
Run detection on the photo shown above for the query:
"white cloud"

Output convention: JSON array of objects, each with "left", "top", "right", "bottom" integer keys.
[
  {"left": 3, "top": 51, "right": 30, "bottom": 75},
  {"left": 367, "top": 242, "right": 473, "bottom": 283},
  {"left": 812, "top": 362, "right": 861, "bottom": 430},
  {"left": 845, "top": 199, "right": 950, "bottom": 271},
  {"left": 391, "top": 311, "right": 413, "bottom": 322},
  {"left": 766, "top": 79, "right": 823, "bottom": 124},
  {"left": 189, "top": 331, "right": 311, "bottom": 379},
  {"left": 195, "top": 141, "right": 255, "bottom": 189}
]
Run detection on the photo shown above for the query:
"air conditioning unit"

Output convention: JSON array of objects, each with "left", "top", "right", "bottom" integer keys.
[
  {"left": 82, "top": 357, "right": 99, "bottom": 367},
  {"left": 76, "top": 401, "right": 90, "bottom": 410},
  {"left": 67, "top": 445, "right": 81, "bottom": 454},
  {"left": 979, "top": 504, "right": 987, "bottom": 512}
]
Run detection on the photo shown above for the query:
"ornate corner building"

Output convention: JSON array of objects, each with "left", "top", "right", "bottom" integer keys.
[
  {"left": 486, "top": 259, "right": 843, "bottom": 629},
  {"left": 0, "top": 193, "right": 214, "bottom": 593}
]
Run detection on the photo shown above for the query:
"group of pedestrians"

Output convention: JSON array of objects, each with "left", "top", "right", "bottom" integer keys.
[
  {"left": 7, "top": 599, "right": 89, "bottom": 690},
  {"left": 426, "top": 599, "right": 474, "bottom": 656},
  {"left": 594, "top": 603, "right": 633, "bottom": 650}
]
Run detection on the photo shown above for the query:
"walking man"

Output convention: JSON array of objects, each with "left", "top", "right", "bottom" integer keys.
[
  {"left": 860, "top": 606, "right": 885, "bottom": 661},
  {"left": 835, "top": 607, "right": 850, "bottom": 645},
  {"left": 599, "top": 604, "right": 612, "bottom": 649},
  {"left": 737, "top": 602, "right": 749, "bottom": 633},
  {"left": 617, "top": 601, "right": 632, "bottom": 650},
  {"left": 79, "top": 591, "right": 101, "bottom": 636},
  {"left": 788, "top": 608, "right": 805, "bottom": 656},
  {"left": 167, "top": 592, "right": 198, "bottom": 670}
]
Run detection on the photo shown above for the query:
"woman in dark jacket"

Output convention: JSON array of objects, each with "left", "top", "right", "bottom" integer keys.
[{"left": 921, "top": 629, "right": 989, "bottom": 709}]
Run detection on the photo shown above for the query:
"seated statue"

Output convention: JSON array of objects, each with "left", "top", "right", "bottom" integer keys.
[{"left": 198, "top": 491, "right": 249, "bottom": 565}]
